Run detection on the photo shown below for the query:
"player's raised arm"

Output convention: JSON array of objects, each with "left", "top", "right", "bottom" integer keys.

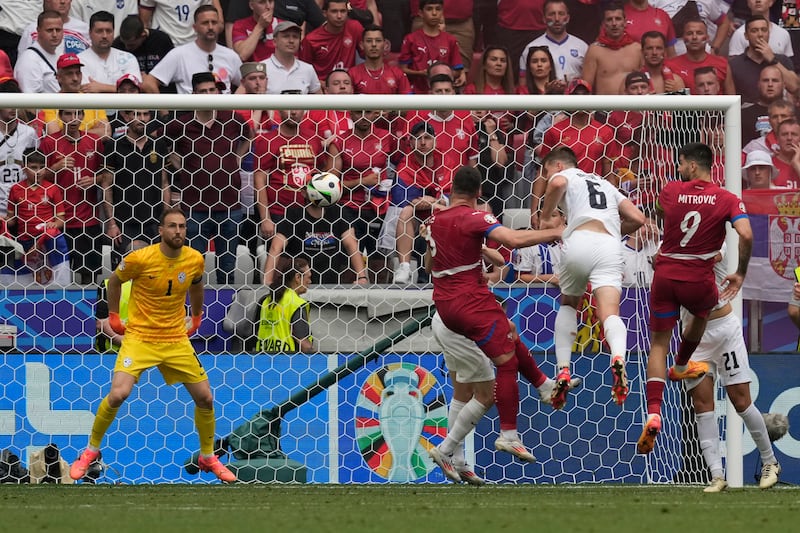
[{"left": 539, "top": 173, "right": 567, "bottom": 230}]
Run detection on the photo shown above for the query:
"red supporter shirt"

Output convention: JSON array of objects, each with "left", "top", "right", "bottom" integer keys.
[
  {"left": 405, "top": 110, "right": 477, "bottom": 194},
  {"left": 39, "top": 130, "right": 102, "bottom": 229},
  {"left": 624, "top": 5, "right": 677, "bottom": 47},
  {"left": 305, "top": 109, "right": 352, "bottom": 138},
  {"left": 656, "top": 179, "right": 748, "bottom": 281},
  {"left": 231, "top": 16, "right": 281, "bottom": 61},
  {"left": 497, "top": 0, "right": 545, "bottom": 31},
  {"left": 299, "top": 20, "right": 364, "bottom": 80},
  {"left": 428, "top": 204, "right": 503, "bottom": 301},
  {"left": 664, "top": 54, "right": 728, "bottom": 94},
  {"left": 7, "top": 180, "right": 64, "bottom": 240},
  {"left": 462, "top": 83, "right": 508, "bottom": 95},
  {"left": 398, "top": 29, "right": 463, "bottom": 94},
  {"left": 337, "top": 127, "right": 396, "bottom": 212},
  {"left": 349, "top": 63, "right": 413, "bottom": 94},
  {"left": 254, "top": 131, "right": 325, "bottom": 216},
  {"left": 540, "top": 118, "right": 614, "bottom": 176},
  {"left": 771, "top": 157, "right": 800, "bottom": 188}
]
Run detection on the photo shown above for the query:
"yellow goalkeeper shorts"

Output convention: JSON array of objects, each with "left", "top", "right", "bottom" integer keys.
[{"left": 115, "top": 336, "right": 207, "bottom": 385}]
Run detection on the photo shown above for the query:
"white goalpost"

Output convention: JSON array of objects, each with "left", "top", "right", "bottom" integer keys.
[{"left": 0, "top": 92, "right": 747, "bottom": 486}]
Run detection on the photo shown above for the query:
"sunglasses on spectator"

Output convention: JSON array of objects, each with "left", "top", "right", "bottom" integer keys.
[{"left": 208, "top": 54, "right": 214, "bottom": 72}]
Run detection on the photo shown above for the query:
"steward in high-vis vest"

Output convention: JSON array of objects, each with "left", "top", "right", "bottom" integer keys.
[
  {"left": 95, "top": 278, "right": 132, "bottom": 353},
  {"left": 256, "top": 256, "right": 313, "bottom": 353}
]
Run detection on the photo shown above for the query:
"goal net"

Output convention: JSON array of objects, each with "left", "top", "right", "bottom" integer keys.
[{"left": 0, "top": 92, "right": 746, "bottom": 485}]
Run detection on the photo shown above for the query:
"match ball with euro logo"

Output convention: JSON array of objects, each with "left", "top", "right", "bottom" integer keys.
[{"left": 306, "top": 172, "right": 342, "bottom": 207}]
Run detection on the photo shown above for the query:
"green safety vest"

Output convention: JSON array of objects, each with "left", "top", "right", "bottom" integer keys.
[
  {"left": 256, "top": 288, "right": 311, "bottom": 353},
  {"left": 100, "top": 279, "right": 132, "bottom": 353}
]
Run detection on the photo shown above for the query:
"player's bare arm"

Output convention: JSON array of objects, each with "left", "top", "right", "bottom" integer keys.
[
  {"left": 488, "top": 225, "right": 562, "bottom": 249},
  {"left": 619, "top": 198, "right": 646, "bottom": 236},
  {"left": 721, "top": 217, "right": 753, "bottom": 301},
  {"left": 538, "top": 174, "right": 566, "bottom": 230}
]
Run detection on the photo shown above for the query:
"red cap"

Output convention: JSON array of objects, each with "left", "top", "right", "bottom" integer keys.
[
  {"left": 57, "top": 53, "right": 83, "bottom": 70},
  {"left": 567, "top": 78, "right": 592, "bottom": 94},
  {"left": 116, "top": 73, "right": 141, "bottom": 90}
]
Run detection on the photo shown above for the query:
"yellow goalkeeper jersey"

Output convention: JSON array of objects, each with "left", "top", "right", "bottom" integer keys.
[{"left": 115, "top": 243, "right": 205, "bottom": 342}]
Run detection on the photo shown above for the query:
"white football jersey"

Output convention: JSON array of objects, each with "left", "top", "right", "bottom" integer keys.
[
  {"left": 0, "top": 121, "right": 39, "bottom": 217},
  {"left": 555, "top": 167, "right": 626, "bottom": 241},
  {"left": 519, "top": 34, "right": 588, "bottom": 81},
  {"left": 139, "top": 0, "right": 216, "bottom": 46}
]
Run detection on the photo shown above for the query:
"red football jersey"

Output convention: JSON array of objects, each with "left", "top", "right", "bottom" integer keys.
[
  {"left": 39, "top": 130, "right": 102, "bottom": 229},
  {"left": 664, "top": 54, "right": 728, "bottom": 94},
  {"left": 349, "top": 63, "right": 413, "bottom": 94},
  {"left": 231, "top": 16, "right": 281, "bottom": 62},
  {"left": 337, "top": 128, "right": 396, "bottom": 212},
  {"left": 405, "top": 110, "right": 477, "bottom": 194},
  {"left": 299, "top": 20, "right": 364, "bottom": 80},
  {"left": 656, "top": 179, "right": 748, "bottom": 281},
  {"left": 540, "top": 119, "right": 614, "bottom": 176},
  {"left": 398, "top": 29, "right": 462, "bottom": 94},
  {"left": 7, "top": 180, "right": 64, "bottom": 240},
  {"left": 255, "top": 131, "right": 325, "bottom": 216},
  {"left": 428, "top": 205, "right": 503, "bottom": 301}
]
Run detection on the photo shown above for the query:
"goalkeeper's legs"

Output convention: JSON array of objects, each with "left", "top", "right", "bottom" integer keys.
[
  {"left": 70, "top": 371, "right": 135, "bottom": 480},
  {"left": 185, "top": 380, "right": 236, "bottom": 483}
]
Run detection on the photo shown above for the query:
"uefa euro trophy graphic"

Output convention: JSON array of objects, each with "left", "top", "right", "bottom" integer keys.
[{"left": 378, "top": 366, "right": 425, "bottom": 482}]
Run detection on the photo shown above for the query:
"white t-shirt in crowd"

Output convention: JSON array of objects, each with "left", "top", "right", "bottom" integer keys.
[
  {"left": 14, "top": 43, "right": 61, "bottom": 93},
  {"left": 149, "top": 41, "right": 242, "bottom": 94},
  {"left": 17, "top": 17, "right": 90, "bottom": 57},
  {"left": 138, "top": 0, "right": 216, "bottom": 46},
  {"left": 79, "top": 47, "right": 142, "bottom": 86},
  {"left": 728, "top": 22, "right": 794, "bottom": 57},
  {"left": 519, "top": 33, "right": 588, "bottom": 81},
  {"left": 263, "top": 55, "right": 322, "bottom": 94}
]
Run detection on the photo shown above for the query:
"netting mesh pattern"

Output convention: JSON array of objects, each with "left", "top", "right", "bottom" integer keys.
[{"left": 0, "top": 99, "right": 736, "bottom": 484}]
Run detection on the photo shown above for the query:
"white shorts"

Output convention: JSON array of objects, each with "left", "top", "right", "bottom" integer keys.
[
  {"left": 685, "top": 312, "right": 751, "bottom": 391},
  {"left": 377, "top": 204, "right": 403, "bottom": 253},
  {"left": 557, "top": 230, "right": 623, "bottom": 297},
  {"left": 431, "top": 312, "right": 494, "bottom": 384}
]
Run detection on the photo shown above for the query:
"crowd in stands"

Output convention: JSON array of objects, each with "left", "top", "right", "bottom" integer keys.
[{"left": 0, "top": 0, "right": 799, "bottom": 289}]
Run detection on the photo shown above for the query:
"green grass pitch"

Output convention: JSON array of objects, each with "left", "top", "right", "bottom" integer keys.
[{"left": 3, "top": 484, "right": 799, "bottom": 532}]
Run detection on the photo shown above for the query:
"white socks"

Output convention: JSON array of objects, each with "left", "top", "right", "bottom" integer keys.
[
  {"left": 439, "top": 398, "right": 489, "bottom": 456},
  {"left": 739, "top": 403, "right": 777, "bottom": 466},
  {"left": 696, "top": 411, "right": 724, "bottom": 479},
  {"left": 447, "top": 399, "right": 466, "bottom": 465},
  {"left": 554, "top": 305, "right": 577, "bottom": 369},
  {"left": 602, "top": 314, "right": 627, "bottom": 362}
]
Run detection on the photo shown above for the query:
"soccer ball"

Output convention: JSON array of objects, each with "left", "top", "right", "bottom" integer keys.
[{"left": 306, "top": 172, "right": 342, "bottom": 207}]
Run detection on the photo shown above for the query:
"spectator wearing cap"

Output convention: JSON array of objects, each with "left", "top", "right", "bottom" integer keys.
[
  {"left": 582, "top": 2, "right": 643, "bottom": 95},
  {"left": 139, "top": 0, "right": 223, "bottom": 47},
  {"left": 162, "top": 72, "right": 250, "bottom": 284},
  {"left": 107, "top": 74, "right": 142, "bottom": 139},
  {"left": 743, "top": 150, "right": 780, "bottom": 189},
  {"left": 38, "top": 53, "right": 110, "bottom": 139},
  {"left": 532, "top": 78, "right": 613, "bottom": 218},
  {"left": 112, "top": 15, "right": 174, "bottom": 79},
  {"left": 78, "top": 11, "right": 141, "bottom": 93},
  {"left": 143, "top": 5, "right": 241, "bottom": 94},
  {"left": 263, "top": 20, "right": 322, "bottom": 94},
  {"left": 231, "top": 0, "right": 282, "bottom": 63},
  {"left": 17, "top": 0, "right": 90, "bottom": 57},
  {"left": 15, "top": 10, "right": 63, "bottom": 94},
  {"left": 299, "top": 0, "right": 364, "bottom": 82}
]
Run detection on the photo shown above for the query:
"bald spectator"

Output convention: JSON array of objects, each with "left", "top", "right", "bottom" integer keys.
[
  {"left": 15, "top": 10, "right": 63, "bottom": 94},
  {"left": 582, "top": 2, "right": 643, "bottom": 94},
  {"left": 112, "top": 15, "right": 174, "bottom": 78},
  {"left": 741, "top": 65, "right": 789, "bottom": 145},
  {"left": 664, "top": 18, "right": 734, "bottom": 94}
]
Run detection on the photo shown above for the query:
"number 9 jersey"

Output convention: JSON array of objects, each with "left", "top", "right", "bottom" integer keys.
[{"left": 656, "top": 180, "right": 748, "bottom": 282}]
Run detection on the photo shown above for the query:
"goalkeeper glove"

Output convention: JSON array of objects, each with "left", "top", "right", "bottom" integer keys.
[
  {"left": 108, "top": 312, "right": 126, "bottom": 335},
  {"left": 186, "top": 313, "right": 202, "bottom": 336}
]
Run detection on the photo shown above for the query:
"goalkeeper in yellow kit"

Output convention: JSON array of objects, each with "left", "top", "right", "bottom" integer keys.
[{"left": 70, "top": 208, "right": 235, "bottom": 483}]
